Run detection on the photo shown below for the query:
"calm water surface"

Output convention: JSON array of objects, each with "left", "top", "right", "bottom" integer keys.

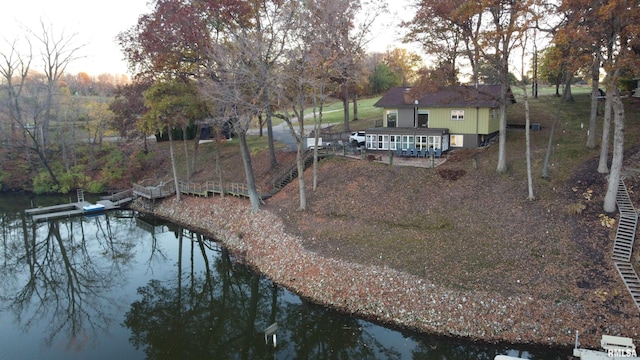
[{"left": 0, "top": 194, "right": 570, "bottom": 359}]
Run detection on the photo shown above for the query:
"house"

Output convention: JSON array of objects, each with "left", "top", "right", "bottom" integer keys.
[{"left": 368, "top": 85, "right": 515, "bottom": 152}]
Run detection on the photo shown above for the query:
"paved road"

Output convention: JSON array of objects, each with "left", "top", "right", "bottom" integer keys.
[{"left": 248, "top": 120, "right": 335, "bottom": 150}]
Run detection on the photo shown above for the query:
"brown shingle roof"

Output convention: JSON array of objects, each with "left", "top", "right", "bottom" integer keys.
[{"left": 373, "top": 85, "right": 515, "bottom": 108}]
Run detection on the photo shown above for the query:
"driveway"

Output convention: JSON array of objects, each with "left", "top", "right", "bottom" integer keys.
[{"left": 248, "top": 118, "right": 335, "bottom": 150}]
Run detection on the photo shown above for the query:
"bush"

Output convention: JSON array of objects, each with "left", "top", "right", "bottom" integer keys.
[
  {"left": 100, "top": 148, "right": 125, "bottom": 183},
  {"left": 566, "top": 202, "right": 586, "bottom": 215},
  {"left": 32, "top": 171, "right": 57, "bottom": 194},
  {"left": 33, "top": 166, "right": 91, "bottom": 194},
  {"left": 86, "top": 180, "right": 105, "bottom": 194}
]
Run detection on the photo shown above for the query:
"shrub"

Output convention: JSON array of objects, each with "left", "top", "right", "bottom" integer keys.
[
  {"left": 33, "top": 171, "right": 57, "bottom": 194},
  {"left": 599, "top": 214, "right": 615, "bottom": 228},
  {"left": 86, "top": 180, "right": 105, "bottom": 193},
  {"left": 566, "top": 202, "right": 586, "bottom": 215},
  {"left": 100, "top": 148, "right": 126, "bottom": 183}
]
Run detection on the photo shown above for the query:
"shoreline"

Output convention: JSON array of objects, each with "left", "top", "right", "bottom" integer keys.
[{"left": 133, "top": 195, "right": 633, "bottom": 349}]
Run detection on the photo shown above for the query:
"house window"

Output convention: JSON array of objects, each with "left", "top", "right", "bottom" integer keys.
[
  {"left": 386, "top": 111, "right": 397, "bottom": 127},
  {"left": 364, "top": 135, "right": 391, "bottom": 150},
  {"left": 366, "top": 134, "right": 376, "bottom": 149},
  {"left": 428, "top": 136, "right": 441, "bottom": 150},
  {"left": 417, "top": 110, "right": 429, "bottom": 127},
  {"left": 389, "top": 135, "right": 401, "bottom": 150},
  {"left": 415, "top": 135, "right": 428, "bottom": 150},
  {"left": 450, "top": 135, "right": 463, "bottom": 147},
  {"left": 451, "top": 110, "right": 465, "bottom": 120},
  {"left": 401, "top": 135, "right": 414, "bottom": 150}
]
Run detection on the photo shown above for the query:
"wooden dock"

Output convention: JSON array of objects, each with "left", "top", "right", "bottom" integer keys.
[{"left": 25, "top": 192, "right": 132, "bottom": 222}]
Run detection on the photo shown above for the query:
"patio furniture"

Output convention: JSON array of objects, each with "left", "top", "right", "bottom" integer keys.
[
  {"left": 434, "top": 148, "right": 442, "bottom": 158},
  {"left": 396, "top": 148, "right": 404, "bottom": 157}
]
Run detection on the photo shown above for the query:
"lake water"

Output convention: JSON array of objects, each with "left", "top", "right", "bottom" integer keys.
[{"left": 0, "top": 194, "right": 570, "bottom": 359}]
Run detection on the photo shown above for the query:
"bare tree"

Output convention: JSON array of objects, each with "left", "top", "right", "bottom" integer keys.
[
  {"left": 30, "top": 21, "right": 83, "bottom": 153},
  {"left": 204, "top": 41, "right": 266, "bottom": 212},
  {"left": 483, "top": 0, "right": 535, "bottom": 174},
  {"left": 518, "top": 32, "right": 535, "bottom": 200},
  {"left": 307, "top": 0, "right": 384, "bottom": 133},
  {"left": 0, "top": 36, "right": 59, "bottom": 185},
  {"left": 272, "top": 52, "right": 313, "bottom": 210},
  {"left": 603, "top": 74, "right": 624, "bottom": 213},
  {"left": 599, "top": 17, "right": 640, "bottom": 212}
]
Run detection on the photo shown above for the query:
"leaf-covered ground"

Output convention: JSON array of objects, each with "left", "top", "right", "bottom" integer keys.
[
  {"left": 139, "top": 131, "right": 640, "bottom": 348},
  {"left": 263, "top": 146, "right": 640, "bottom": 342}
]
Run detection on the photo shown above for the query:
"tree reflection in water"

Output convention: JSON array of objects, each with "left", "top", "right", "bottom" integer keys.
[
  {"left": 123, "top": 229, "right": 390, "bottom": 359},
  {"left": 1, "top": 211, "right": 139, "bottom": 351},
  {"left": 0, "top": 201, "right": 569, "bottom": 359}
]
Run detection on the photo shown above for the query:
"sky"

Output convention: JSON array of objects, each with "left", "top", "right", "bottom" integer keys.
[
  {"left": 0, "top": 0, "right": 153, "bottom": 76},
  {"left": 0, "top": 0, "right": 416, "bottom": 77}
]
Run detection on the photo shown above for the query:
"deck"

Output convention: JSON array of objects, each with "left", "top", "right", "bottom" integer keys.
[{"left": 133, "top": 181, "right": 175, "bottom": 200}]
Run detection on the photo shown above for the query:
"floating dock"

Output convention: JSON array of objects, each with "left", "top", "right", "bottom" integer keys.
[{"left": 25, "top": 189, "right": 133, "bottom": 222}]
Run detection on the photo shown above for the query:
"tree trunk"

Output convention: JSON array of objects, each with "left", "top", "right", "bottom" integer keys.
[
  {"left": 522, "top": 84, "right": 535, "bottom": 200},
  {"left": 603, "top": 89, "right": 624, "bottom": 213},
  {"left": 168, "top": 129, "right": 181, "bottom": 202},
  {"left": 496, "top": 52, "right": 510, "bottom": 174},
  {"left": 265, "top": 87, "right": 278, "bottom": 168},
  {"left": 182, "top": 125, "right": 191, "bottom": 180},
  {"left": 586, "top": 55, "right": 600, "bottom": 149},
  {"left": 352, "top": 94, "right": 358, "bottom": 121},
  {"left": 554, "top": 72, "right": 562, "bottom": 97},
  {"left": 238, "top": 130, "right": 261, "bottom": 212},
  {"left": 296, "top": 110, "right": 306, "bottom": 210},
  {"left": 496, "top": 100, "right": 508, "bottom": 173},
  {"left": 215, "top": 127, "right": 224, "bottom": 198},
  {"left": 563, "top": 71, "right": 574, "bottom": 102},
  {"left": 597, "top": 92, "right": 612, "bottom": 173},
  {"left": 313, "top": 101, "right": 324, "bottom": 191},
  {"left": 34, "top": 144, "right": 60, "bottom": 185},
  {"left": 192, "top": 122, "right": 202, "bottom": 177},
  {"left": 295, "top": 141, "right": 307, "bottom": 210},
  {"left": 542, "top": 99, "right": 563, "bottom": 179},
  {"left": 342, "top": 83, "right": 350, "bottom": 132}
]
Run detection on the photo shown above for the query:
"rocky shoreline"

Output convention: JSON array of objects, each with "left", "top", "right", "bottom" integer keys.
[{"left": 133, "top": 195, "right": 636, "bottom": 349}]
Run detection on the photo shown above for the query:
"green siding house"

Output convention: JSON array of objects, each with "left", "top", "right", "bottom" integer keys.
[{"left": 367, "top": 85, "right": 515, "bottom": 152}]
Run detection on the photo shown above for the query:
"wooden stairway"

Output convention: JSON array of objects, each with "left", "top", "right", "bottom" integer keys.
[
  {"left": 614, "top": 179, "right": 640, "bottom": 312},
  {"left": 270, "top": 150, "right": 316, "bottom": 191}
]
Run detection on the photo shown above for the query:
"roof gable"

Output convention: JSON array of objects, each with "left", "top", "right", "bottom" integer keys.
[{"left": 374, "top": 85, "right": 515, "bottom": 108}]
